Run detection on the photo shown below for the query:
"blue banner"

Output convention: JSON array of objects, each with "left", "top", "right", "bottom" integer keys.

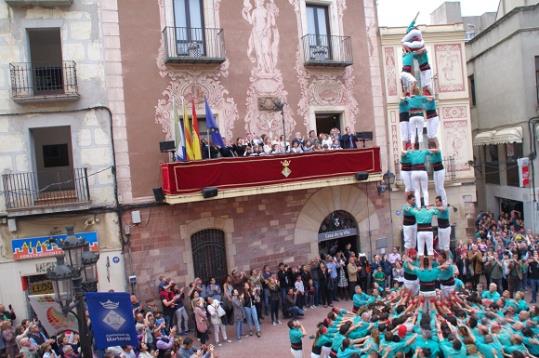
[
  {"left": 12, "top": 231, "right": 99, "bottom": 261},
  {"left": 85, "top": 292, "right": 138, "bottom": 349}
]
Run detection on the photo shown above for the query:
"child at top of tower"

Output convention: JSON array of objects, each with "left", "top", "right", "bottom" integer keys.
[{"left": 401, "top": 19, "right": 425, "bottom": 52}]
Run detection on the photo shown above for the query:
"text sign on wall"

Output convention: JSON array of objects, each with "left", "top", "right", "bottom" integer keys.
[
  {"left": 12, "top": 231, "right": 99, "bottom": 261},
  {"left": 318, "top": 228, "right": 358, "bottom": 242}
]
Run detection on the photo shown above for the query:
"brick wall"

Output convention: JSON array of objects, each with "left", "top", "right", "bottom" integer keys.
[{"left": 124, "top": 183, "right": 392, "bottom": 302}]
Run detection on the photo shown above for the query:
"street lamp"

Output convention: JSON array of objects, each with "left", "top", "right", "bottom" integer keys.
[
  {"left": 383, "top": 171, "right": 396, "bottom": 189},
  {"left": 47, "top": 226, "right": 99, "bottom": 358}
]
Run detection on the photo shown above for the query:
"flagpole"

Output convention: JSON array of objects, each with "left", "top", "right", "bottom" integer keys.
[{"left": 207, "top": 126, "right": 211, "bottom": 159}]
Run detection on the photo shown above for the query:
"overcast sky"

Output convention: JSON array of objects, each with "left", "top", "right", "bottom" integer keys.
[{"left": 377, "top": 0, "right": 500, "bottom": 27}]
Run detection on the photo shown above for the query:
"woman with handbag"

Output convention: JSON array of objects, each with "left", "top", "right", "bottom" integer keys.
[
  {"left": 207, "top": 298, "right": 231, "bottom": 346},
  {"left": 194, "top": 298, "right": 209, "bottom": 344}
]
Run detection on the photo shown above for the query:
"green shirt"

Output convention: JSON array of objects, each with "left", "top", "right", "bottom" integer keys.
[
  {"left": 408, "top": 150, "right": 429, "bottom": 165},
  {"left": 413, "top": 336, "right": 440, "bottom": 357},
  {"left": 425, "top": 98, "right": 437, "bottom": 111},
  {"left": 410, "top": 207, "right": 439, "bottom": 225},
  {"left": 429, "top": 150, "right": 442, "bottom": 164},
  {"left": 314, "top": 334, "right": 333, "bottom": 349},
  {"left": 412, "top": 266, "right": 440, "bottom": 282},
  {"left": 353, "top": 292, "right": 370, "bottom": 307},
  {"left": 373, "top": 271, "right": 385, "bottom": 282},
  {"left": 438, "top": 265, "right": 454, "bottom": 281},
  {"left": 399, "top": 98, "right": 409, "bottom": 114},
  {"left": 440, "top": 341, "right": 467, "bottom": 358},
  {"left": 336, "top": 346, "right": 363, "bottom": 358},
  {"left": 331, "top": 333, "right": 346, "bottom": 352},
  {"left": 481, "top": 290, "right": 500, "bottom": 301},
  {"left": 289, "top": 327, "right": 303, "bottom": 344}
]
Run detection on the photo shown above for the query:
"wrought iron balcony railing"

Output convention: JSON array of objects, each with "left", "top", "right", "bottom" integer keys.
[
  {"left": 9, "top": 61, "right": 79, "bottom": 103},
  {"left": 2, "top": 168, "right": 90, "bottom": 211},
  {"left": 6, "top": 0, "right": 73, "bottom": 6},
  {"left": 163, "top": 27, "right": 226, "bottom": 64},
  {"left": 302, "top": 34, "right": 353, "bottom": 67}
]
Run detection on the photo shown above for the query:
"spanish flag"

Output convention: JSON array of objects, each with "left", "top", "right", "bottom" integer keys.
[
  {"left": 182, "top": 100, "right": 194, "bottom": 160},
  {"left": 191, "top": 98, "right": 202, "bottom": 160}
]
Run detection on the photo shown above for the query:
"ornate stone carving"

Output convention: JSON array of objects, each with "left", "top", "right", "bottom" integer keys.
[
  {"left": 242, "top": 0, "right": 295, "bottom": 137},
  {"left": 434, "top": 44, "right": 465, "bottom": 92},
  {"left": 383, "top": 47, "right": 397, "bottom": 96},
  {"left": 440, "top": 105, "right": 467, "bottom": 120},
  {"left": 154, "top": 1, "right": 238, "bottom": 141},
  {"left": 443, "top": 120, "right": 471, "bottom": 172}
]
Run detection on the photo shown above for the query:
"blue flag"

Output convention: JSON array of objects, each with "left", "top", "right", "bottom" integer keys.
[
  {"left": 85, "top": 292, "right": 138, "bottom": 350},
  {"left": 204, "top": 97, "right": 225, "bottom": 147}
]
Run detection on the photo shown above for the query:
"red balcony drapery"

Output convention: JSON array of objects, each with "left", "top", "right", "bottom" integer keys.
[{"left": 161, "top": 148, "right": 381, "bottom": 195}]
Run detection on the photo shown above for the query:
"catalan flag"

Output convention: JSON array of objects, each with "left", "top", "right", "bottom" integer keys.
[
  {"left": 182, "top": 99, "right": 194, "bottom": 160},
  {"left": 191, "top": 98, "right": 202, "bottom": 160}
]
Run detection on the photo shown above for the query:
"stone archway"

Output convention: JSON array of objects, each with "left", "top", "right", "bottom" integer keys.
[{"left": 294, "top": 185, "right": 380, "bottom": 259}]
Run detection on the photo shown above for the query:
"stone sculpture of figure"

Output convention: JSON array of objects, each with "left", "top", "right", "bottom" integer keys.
[{"left": 242, "top": 0, "right": 280, "bottom": 75}]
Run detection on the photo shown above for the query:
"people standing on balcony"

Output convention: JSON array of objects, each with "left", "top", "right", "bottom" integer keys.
[
  {"left": 408, "top": 144, "right": 429, "bottom": 208},
  {"left": 308, "top": 130, "right": 320, "bottom": 146},
  {"left": 340, "top": 127, "right": 358, "bottom": 149},
  {"left": 290, "top": 140, "right": 304, "bottom": 154}
]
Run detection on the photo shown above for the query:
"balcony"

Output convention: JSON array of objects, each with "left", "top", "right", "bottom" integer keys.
[
  {"left": 302, "top": 34, "right": 353, "bottom": 67},
  {"left": 6, "top": 0, "right": 72, "bottom": 6},
  {"left": 2, "top": 168, "right": 91, "bottom": 216},
  {"left": 162, "top": 27, "right": 226, "bottom": 64},
  {"left": 161, "top": 148, "right": 382, "bottom": 204},
  {"left": 9, "top": 61, "right": 79, "bottom": 103}
]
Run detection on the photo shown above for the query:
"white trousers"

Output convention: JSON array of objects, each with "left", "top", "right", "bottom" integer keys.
[
  {"left": 401, "top": 170, "right": 412, "bottom": 192},
  {"left": 403, "top": 279, "right": 419, "bottom": 296},
  {"left": 409, "top": 115, "right": 425, "bottom": 144},
  {"left": 426, "top": 116, "right": 439, "bottom": 139},
  {"left": 417, "top": 231, "right": 434, "bottom": 256},
  {"left": 400, "top": 121, "right": 410, "bottom": 142},
  {"left": 291, "top": 348, "right": 303, "bottom": 358},
  {"left": 433, "top": 169, "right": 447, "bottom": 206},
  {"left": 411, "top": 170, "right": 428, "bottom": 207},
  {"left": 321, "top": 346, "right": 331, "bottom": 358},
  {"left": 420, "top": 290, "right": 436, "bottom": 298},
  {"left": 311, "top": 353, "right": 321, "bottom": 358},
  {"left": 440, "top": 284, "right": 455, "bottom": 298},
  {"left": 421, "top": 69, "right": 433, "bottom": 90},
  {"left": 403, "top": 224, "right": 417, "bottom": 249},
  {"left": 438, "top": 226, "right": 451, "bottom": 251},
  {"left": 212, "top": 322, "right": 228, "bottom": 343}
]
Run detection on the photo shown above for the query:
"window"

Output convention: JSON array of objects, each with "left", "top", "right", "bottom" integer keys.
[
  {"left": 27, "top": 28, "right": 63, "bottom": 94},
  {"left": 306, "top": 4, "right": 331, "bottom": 60},
  {"left": 173, "top": 0, "right": 205, "bottom": 56},
  {"left": 535, "top": 56, "right": 539, "bottom": 105},
  {"left": 484, "top": 144, "right": 500, "bottom": 185},
  {"left": 315, "top": 113, "right": 341, "bottom": 137},
  {"left": 31, "top": 126, "right": 73, "bottom": 191},
  {"left": 43, "top": 144, "right": 69, "bottom": 168},
  {"left": 469, "top": 75, "right": 476, "bottom": 106},
  {"left": 505, "top": 142, "right": 523, "bottom": 187}
]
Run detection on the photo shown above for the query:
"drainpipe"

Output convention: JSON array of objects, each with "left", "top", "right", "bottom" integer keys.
[
  {"left": 527, "top": 116, "right": 539, "bottom": 232},
  {"left": 0, "top": 106, "right": 128, "bottom": 280}
]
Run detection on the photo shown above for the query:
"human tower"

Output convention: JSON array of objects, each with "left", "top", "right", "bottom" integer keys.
[{"left": 288, "top": 17, "right": 539, "bottom": 358}]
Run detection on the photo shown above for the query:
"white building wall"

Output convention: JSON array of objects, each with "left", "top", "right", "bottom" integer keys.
[{"left": 0, "top": 1, "right": 127, "bottom": 320}]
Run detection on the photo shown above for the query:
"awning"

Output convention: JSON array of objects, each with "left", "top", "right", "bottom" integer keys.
[
  {"left": 473, "top": 130, "right": 496, "bottom": 146},
  {"left": 493, "top": 127, "right": 522, "bottom": 144}
]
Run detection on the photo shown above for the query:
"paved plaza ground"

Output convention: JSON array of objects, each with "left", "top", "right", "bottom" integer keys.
[{"left": 206, "top": 300, "right": 353, "bottom": 358}]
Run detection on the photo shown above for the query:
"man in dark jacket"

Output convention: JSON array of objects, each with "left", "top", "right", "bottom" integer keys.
[{"left": 340, "top": 127, "right": 358, "bottom": 149}]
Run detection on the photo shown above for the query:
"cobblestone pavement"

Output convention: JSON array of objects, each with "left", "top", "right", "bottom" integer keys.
[{"left": 204, "top": 300, "right": 353, "bottom": 358}]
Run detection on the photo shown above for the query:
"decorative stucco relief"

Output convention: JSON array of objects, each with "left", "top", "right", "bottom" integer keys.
[
  {"left": 434, "top": 44, "right": 465, "bottom": 93},
  {"left": 383, "top": 47, "right": 398, "bottom": 96},
  {"left": 443, "top": 120, "right": 471, "bottom": 172},
  {"left": 242, "top": 0, "right": 295, "bottom": 138},
  {"left": 154, "top": 0, "right": 238, "bottom": 141},
  {"left": 289, "top": 0, "right": 359, "bottom": 130}
]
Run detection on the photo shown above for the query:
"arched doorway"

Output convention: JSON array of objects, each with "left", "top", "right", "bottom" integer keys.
[
  {"left": 191, "top": 229, "right": 227, "bottom": 283},
  {"left": 318, "top": 210, "right": 359, "bottom": 257}
]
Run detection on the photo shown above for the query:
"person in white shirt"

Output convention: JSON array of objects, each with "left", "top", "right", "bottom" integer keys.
[
  {"left": 207, "top": 298, "right": 231, "bottom": 346},
  {"left": 294, "top": 275, "right": 305, "bottom": 309},
  {"left": 387, "top": 247, "right": 402, "bottom": 265}
]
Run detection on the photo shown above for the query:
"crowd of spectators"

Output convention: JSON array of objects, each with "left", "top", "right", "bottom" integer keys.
[
  {"left": 461, "top": 210, "right": 539, "bottom": 303},
  {"left": 3, "top": 209, "right": 539, "bottom": 357},
  {"left": 199, "top": 127, "right": 362, "bottom": 159}
]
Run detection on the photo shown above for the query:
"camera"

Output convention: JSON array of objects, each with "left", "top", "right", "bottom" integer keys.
[{"left": 128, "top": 275, "right": 137, "bottom": 285}]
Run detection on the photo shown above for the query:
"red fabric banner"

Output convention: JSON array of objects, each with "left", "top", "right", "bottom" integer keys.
[{"left": 161, "top": 148, "right": 381, "bottom": 195}]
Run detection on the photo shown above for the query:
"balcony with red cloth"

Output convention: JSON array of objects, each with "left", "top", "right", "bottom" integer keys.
[{"left": 160, "top": 148, "right": 382, "bottom": 204}]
